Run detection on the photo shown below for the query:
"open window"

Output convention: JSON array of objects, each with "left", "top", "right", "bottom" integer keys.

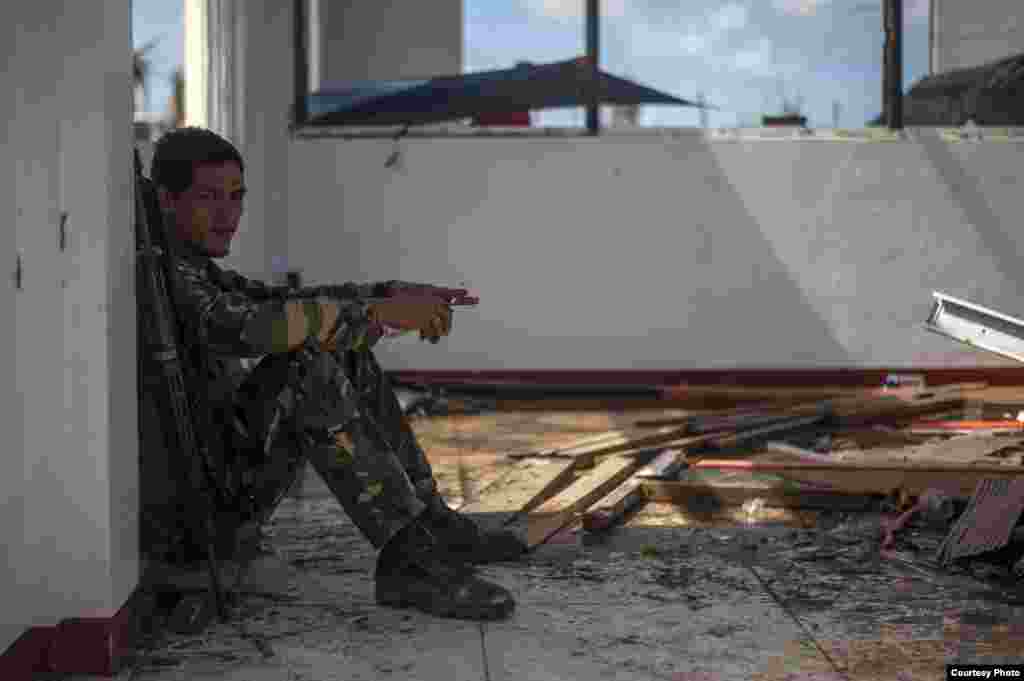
[{"left": 290, "top": 0, "right": 935, "bottom": 138}]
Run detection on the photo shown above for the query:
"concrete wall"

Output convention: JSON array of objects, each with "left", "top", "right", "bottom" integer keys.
[
  {"left": 317, "top": 0, "right": 462, "bottom": 85},
  {"left": 1, "top": 0, "right": 136, "bottom": 652},
  {"left": 933, "top": 0, "right": 1024, "bottom": 72},
  {"left": 287, "top": 131, "right": 1024, "bottom": 370}
]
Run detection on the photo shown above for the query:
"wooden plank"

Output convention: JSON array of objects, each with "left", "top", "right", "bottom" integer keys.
[
  {"left": 690, "top": 459, "right": 1024, "bottom": 499},
  {"left": 549, "top": 415, "right": 824, "bottom": 538},
  {"left": 524, "top": 425, "right": 696, "bottom": 468},
  {"left": 523, "top": 433, "right": 720, "bottom": 548},
  {"left": 909, "top": 426, "right": 1023, "bottom": 436},
  {"left": 640, "top": 480, "right": 877, "bottom": 511},
  {"left": 580, "top": 447, "right": 692, "bottom": 533},
  {"left": 633, "top": 404, "right": 777, "bottom": 429},
  {"left": 456, "top": 458, "right": 577, "bottom": 523},
  {"left": 908, "top": 419, "right": 1024, "bottom": 435},
  {"left": 763, "top": 441, "right": 835, "bottom": 463},
  {"left": 579, "top": 479, "right": 646, "bottom": 533},
  {"left": 506, "top": 430, "right": 634, "bottom": 459},
  {"left": 836, "top": 434, "right": 1024, "bottom": 468},
  {"left": 508, "top": 426, "right": 685, "bottom": 464},
  {"left": 819, "top": 384, "right": 981, "bottom": 426}
]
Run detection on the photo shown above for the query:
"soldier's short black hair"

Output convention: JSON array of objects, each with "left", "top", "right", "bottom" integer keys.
[{"left": 151, "top": 127, "right": 245, "bottom": 194}]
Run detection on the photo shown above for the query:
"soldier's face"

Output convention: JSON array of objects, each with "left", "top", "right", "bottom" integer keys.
[{"left": 160, "top": 161, "right": 246, "bottom": 258}]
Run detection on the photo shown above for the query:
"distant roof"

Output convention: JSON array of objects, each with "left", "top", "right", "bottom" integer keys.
[
  {"left": 910, "top": 51, "right": 1024, "bottom": 96},
  {"left": 867, "top": 52, "right": 1024, "bottom": 126}
]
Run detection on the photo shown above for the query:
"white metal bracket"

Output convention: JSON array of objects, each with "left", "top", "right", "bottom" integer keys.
[{"left": 924, "top": 291, "right": 1024, "bottom": 364}]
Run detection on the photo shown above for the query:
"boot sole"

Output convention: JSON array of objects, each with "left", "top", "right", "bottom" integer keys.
[{"left": 375, "top": 580, "right": 515, "bottom": 621}]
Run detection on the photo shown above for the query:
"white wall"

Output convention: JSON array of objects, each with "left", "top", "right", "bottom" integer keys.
[
  {"left": 287, "top": 132, "right": 1024, "bottom": 370},
  {"left": 211, "top": 1, "right": 1024, "bottom": 373},
  {"left": 933, "top": 0, "right": 1024, "bottom": 72},
  {"left": 1, "top": 0, "right": 136, "bottom": 652},
  {"left": 317, "top": 0, "right": 462, "bottom": 84}
]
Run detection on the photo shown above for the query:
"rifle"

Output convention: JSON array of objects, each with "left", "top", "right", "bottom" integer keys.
[{"left": 133, "top": 149, "right": 227, "bottom": 620}]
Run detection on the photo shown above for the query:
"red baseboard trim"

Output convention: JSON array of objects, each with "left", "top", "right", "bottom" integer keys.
[
  {"left": 390, "top": 367, "right": 1024, "bottom": 388},
  {"left": 0, "top": 585, "right": 144, "bottom": 679},
  {"left": 0, "top": 627, "right": 54, "bottom": 681}
]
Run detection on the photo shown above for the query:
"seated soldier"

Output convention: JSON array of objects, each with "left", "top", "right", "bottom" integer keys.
[{"left": 145, "top": 126, "right": 525, "bottom": 621}]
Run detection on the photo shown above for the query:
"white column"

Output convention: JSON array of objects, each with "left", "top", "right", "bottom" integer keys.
[
  {"left": 1, "top": 0, "right": 135, "bottom": 648},
  {"left": 308, "top": 0, "right": 323, "bottom": 92},
  {"left": 184, "top": 0, "right": 208, "bottom": 127},
  {"left": 206, "top": 0, "right": 245, "bottom": 146}
]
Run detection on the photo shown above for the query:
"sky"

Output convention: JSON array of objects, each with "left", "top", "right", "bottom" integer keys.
[
  {"left": 132, "top": 0, "right": 184, "bottom": 117},
  {"left": 133, "top": 0, "right": 931, "bottom": 129}
]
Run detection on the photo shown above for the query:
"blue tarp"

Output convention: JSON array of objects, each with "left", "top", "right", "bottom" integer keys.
[{"left": 307, "top": 57, "right": 713, "bottom": 126}]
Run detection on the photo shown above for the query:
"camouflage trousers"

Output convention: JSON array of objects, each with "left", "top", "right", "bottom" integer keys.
[{"left": 232, "top": 341, "right": 439, "bottom": 550}]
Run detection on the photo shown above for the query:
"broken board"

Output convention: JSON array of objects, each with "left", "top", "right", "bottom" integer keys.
[
  {"left": 456, "top": 458, "right": 577, "bottom": 526},
  {"left": 580, "top": 479, "right": 646, "bottom": 533},
  {"left": 520, "top": 434, "right": 720, "bottom": 548},
  {"left": 523, "top": 454, "right": 642, "bottom": 547}
]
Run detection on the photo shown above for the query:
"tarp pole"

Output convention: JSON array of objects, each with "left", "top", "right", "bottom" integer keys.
[
  {"left": 292, "top": 0, "right": 310, "bottom": 128},
  {"left": 883, "top": 0, "right": 903, "bottom": 130},
  {"left": 586, "top": 0, "right": 600, "bottom": 135}
]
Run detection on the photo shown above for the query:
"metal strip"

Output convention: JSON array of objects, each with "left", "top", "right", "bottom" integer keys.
[{"left": 924, "top": 291, "right": 1024, "bottom": 364}]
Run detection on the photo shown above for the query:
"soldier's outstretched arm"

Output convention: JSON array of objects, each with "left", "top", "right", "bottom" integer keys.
[{"left": 173, "top": 259, "right": 375, "bottom": 357}]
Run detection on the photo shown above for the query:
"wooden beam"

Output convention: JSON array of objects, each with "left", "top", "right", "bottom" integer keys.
[
  {"left": 538, "top": 425, "right": 700, "bottom": 468},
  {"left": 690, "top": 459, "right": 1024, "bottom": 499},
  {"left": 633, "top": 404, "right": 777, "bottom": 429},
  {"left": 908, "top": 420, "right": 1024, "bottom": 435},
  {"left": 640, "top": 480, "right": 878, "bottom": 511},
  {"left": 507, "top": 428, "right": 659, "bottom": 460},
  {"left": 819, "top": 383, "right": 982, "bottom": 426}
]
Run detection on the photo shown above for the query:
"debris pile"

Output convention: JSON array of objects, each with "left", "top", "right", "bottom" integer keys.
[{"left": 454, "top": 377, "right": 1024, "bottom": 582}]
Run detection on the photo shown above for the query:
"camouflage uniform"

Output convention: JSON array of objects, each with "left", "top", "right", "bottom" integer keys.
[{"left": 139, "top": 242, "right": 444, "bottom": 560}]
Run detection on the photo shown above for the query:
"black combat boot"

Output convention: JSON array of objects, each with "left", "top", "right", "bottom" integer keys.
[
  {"left": 420, "top": 497, "right": 528, "bottom": 564},
  {"left": 375, "top": 520, "right": 516, "bottom": 620}
]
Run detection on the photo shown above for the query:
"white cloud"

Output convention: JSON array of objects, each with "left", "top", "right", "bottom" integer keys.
[
  {"left": 728, "top": 37, "right": 804, "bottom": 78},
  {"left": 711, "top": 3, "right": 749, "bottom": 32},
  {"left": 523, "top": 0, "right": 628, "bottom": 21},
  {"left": 679, "top": 31, "right": 712, "bottom": 56},
  {"left": 732, "top": 37, "right": 775, "bottom": 71}
]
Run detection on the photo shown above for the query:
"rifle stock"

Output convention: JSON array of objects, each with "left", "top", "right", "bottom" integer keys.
[{"left": 133, "top": 150, "right": 226, "bottom": 619}]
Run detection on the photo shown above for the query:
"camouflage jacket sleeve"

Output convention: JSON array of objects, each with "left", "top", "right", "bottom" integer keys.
[
  {"left": 172, "top": 256, "right": 376, "bottom": 357},
  {"left": 289, "top": 280, "right": 430, "bottom": 300}
]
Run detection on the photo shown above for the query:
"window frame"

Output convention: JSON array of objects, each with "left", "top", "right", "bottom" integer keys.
[{"left": 287, "top": 0, "right": 907, "bottom": 139}]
